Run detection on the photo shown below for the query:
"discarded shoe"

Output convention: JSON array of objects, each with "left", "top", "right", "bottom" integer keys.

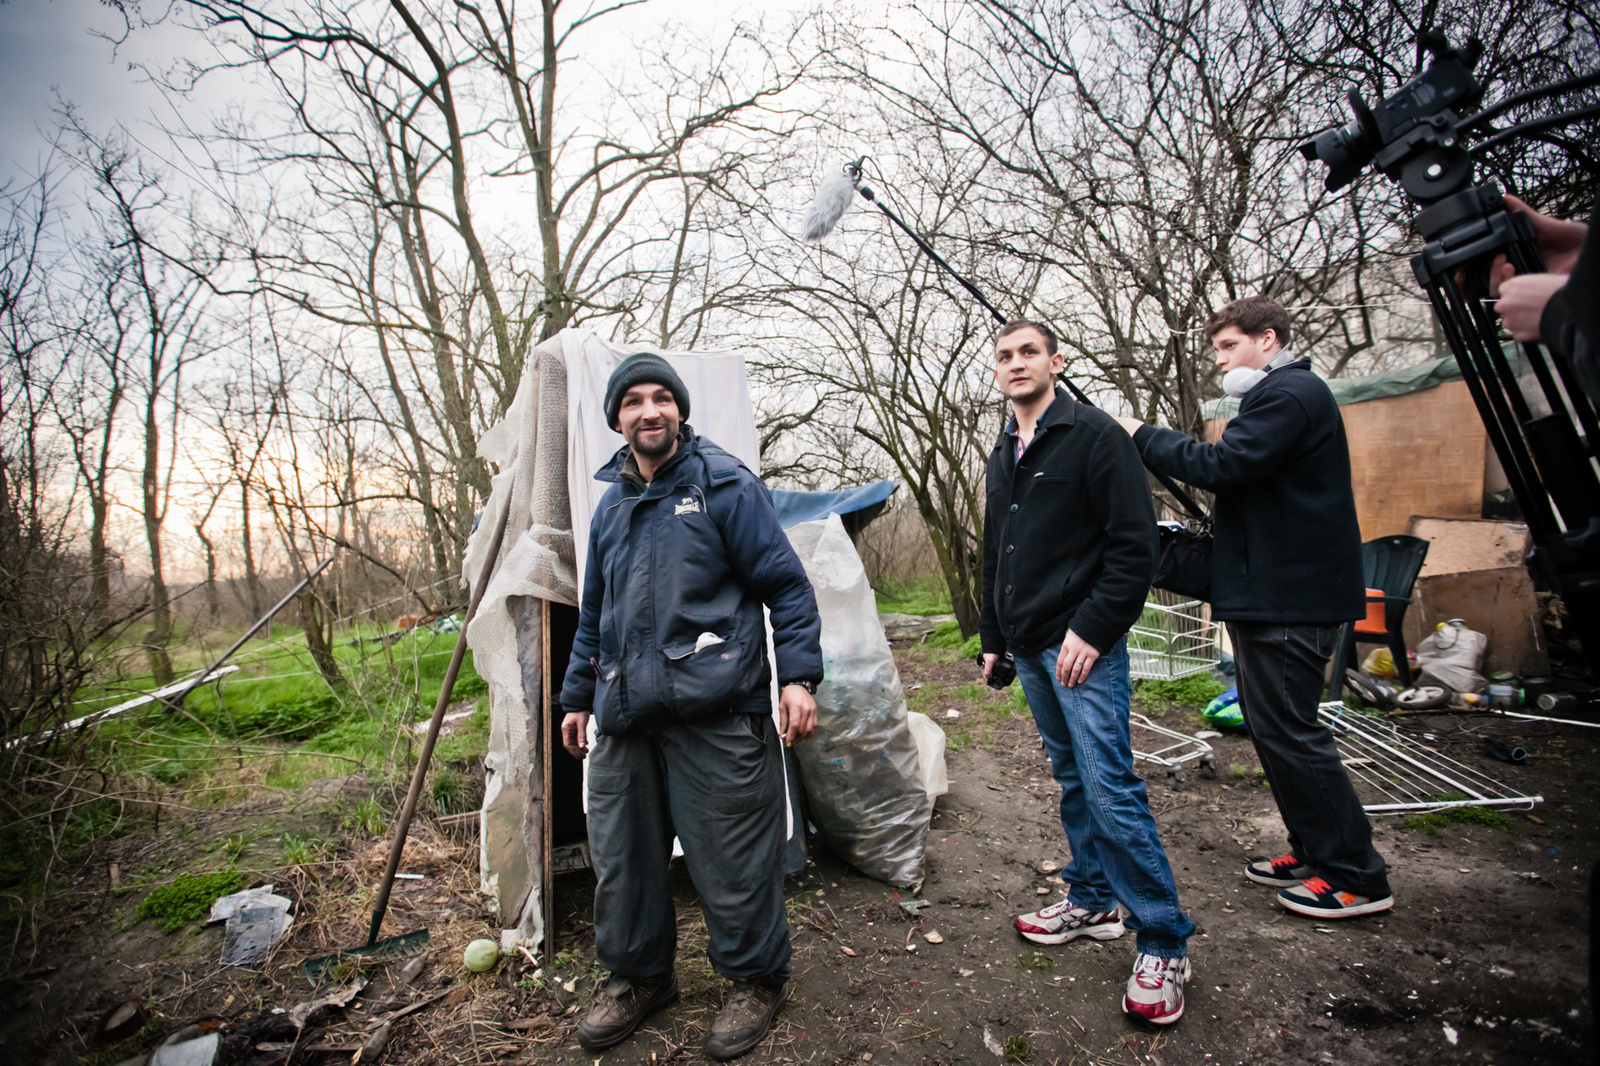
[{"left": 576, "top": 973, "right": 678, "bottom": 1051}]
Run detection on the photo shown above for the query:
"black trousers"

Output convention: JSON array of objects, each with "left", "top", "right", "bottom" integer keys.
[
  {"left": 586, "top": 711, "right": 791, "bottom": 982},
  {"left": 1229, "top": 621, "right": 1391, "bottom": 899}
]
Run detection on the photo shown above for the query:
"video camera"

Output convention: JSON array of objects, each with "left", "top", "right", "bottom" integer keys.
[{"left": 1299, "top": 32, "right": 1600, "bottom": 656}]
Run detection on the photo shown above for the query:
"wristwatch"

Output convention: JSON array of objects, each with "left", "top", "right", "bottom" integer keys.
[{"left": 786, "top": 679, "right": 819, "bottom": 695}]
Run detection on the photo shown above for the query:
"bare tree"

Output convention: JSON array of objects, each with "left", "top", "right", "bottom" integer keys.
[{"left": 64, "top": 118, "right": 224, "bottom": 684}]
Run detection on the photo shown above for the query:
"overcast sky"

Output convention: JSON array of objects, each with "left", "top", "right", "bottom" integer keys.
[{"left": 0, "top": 0, "right": 810, "bottom": 188}]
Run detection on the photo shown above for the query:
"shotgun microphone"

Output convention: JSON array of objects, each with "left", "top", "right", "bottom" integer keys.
[{"left": 801, "top": 156, "right": 868, "bottom": 243}]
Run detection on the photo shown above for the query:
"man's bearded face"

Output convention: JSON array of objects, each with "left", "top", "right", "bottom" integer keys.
[{"left": 618, "top": 383, "right": 681, "bottom": 458}]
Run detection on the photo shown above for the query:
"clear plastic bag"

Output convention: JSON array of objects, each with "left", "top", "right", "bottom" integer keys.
[{"left": 785, "top": 515, "right": 937, "bottom": 889}]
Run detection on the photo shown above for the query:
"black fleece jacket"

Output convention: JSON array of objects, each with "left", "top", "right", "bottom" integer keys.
[
  {"left": 979, "top": 391, "right": 1158, "bottom": 658},
  {"left": 1540, "top": 200, "right": 1600, "bottom": 405},
  {"left": 1132, "top": 358, "right": 1365, "bottom": 624}
]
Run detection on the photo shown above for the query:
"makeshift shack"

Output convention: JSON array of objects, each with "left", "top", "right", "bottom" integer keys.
[{"left": 460, "top": 330, "right": 941, "bottom": 956}]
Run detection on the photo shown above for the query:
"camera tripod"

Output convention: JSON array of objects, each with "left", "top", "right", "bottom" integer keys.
[{"left": 1303, "top": 34, "right": 1600, "bottom": 660}]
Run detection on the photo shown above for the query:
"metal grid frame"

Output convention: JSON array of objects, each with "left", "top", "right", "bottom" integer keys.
[
  {"left": 1131, "top": 713, "right": 1215, "bottom": 785},
  {"left": 1128, "top": 591, "right": 1221, "bottom": 682},
  {"left": 1318, "top": 701, "right": 1544, "bottom": 814}
]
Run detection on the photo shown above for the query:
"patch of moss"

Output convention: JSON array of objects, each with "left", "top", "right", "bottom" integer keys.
[
  {"left": 136, "top": 869, "right": 245, "bottom": 933},
  {"left": 1406, "top": 804, "right": 1516, "bottom": 835}
]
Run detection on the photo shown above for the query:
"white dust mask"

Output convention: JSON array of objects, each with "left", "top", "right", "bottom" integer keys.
[{"left": 1222, "top": 366, "right": 1268, "bottom": 398}]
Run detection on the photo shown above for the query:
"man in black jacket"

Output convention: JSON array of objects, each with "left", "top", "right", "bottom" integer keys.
[
  {"left": 980, "top": 321, "right": 1194, "bottom": 1026},
  {"left": 1116, "top": 296, "right": 1393, "bottom": 921},
  {"left": 559, "top": 353, "right": 824, "bottom": 1059}
]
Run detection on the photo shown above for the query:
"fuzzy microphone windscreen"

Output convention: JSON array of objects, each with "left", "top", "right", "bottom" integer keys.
[{"left": 801, "top": 171, "right": 859, "bottom": 243}]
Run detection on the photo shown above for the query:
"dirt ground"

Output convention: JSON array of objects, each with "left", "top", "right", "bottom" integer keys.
[{"left": 3, "top": 642, "right": 1595, "bottom": 1066}]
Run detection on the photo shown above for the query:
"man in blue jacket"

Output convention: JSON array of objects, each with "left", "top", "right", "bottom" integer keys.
[
  {"left": 1116, "top": 296, "right": 1392, "bottom": 921},
  {"left": 559, "top": 353, "right": 823, "bottom": 1059}
]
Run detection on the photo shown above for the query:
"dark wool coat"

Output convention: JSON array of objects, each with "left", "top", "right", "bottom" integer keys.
[
  {"left": 979, "top": 391, "right": 1159, "bottom": 658},
  {"left": 1133, "top": 359, "right": 1365, "bottom": 624}
]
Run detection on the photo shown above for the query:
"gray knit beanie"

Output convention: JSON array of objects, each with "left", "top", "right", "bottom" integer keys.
[{"left": 604, "top": 352, "right": 690, "bottom": 430}]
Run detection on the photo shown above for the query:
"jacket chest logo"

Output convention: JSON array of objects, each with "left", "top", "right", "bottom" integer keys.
[{"left": 673, "top": 495, "right": 702, "bottom": 516}]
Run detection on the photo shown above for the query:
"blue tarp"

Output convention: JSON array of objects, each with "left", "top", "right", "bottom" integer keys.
[{"left": 770, "top": 480, "right": 897, "bottom": 530}]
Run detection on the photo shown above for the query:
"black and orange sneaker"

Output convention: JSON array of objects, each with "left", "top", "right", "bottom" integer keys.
[
  {"left": 1278, "top": 877, "right": 1393, "bottom": 918},
  {"left": 1244, "top": 853, "right": 1315, "bottom": 886}
]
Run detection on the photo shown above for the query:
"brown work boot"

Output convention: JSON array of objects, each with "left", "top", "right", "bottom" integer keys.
[
  {"left": 704, "top": 977, "right": 789, "bottom": 1059},
  {"left": 575, "top": 973, "right": 678, "bottom": 1051}
]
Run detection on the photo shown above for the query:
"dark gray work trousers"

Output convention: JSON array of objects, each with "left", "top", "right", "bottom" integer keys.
[
  {"left": 1229, "top": 621, "right": 1392, "bottom": 899},
  {"left": 586, "top": 711, "right": 792, "bottom": 983}
]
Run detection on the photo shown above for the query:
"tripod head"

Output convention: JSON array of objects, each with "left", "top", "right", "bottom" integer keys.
[{"left": 1300, "top": 32, "right": 1485, "bottom": 204}]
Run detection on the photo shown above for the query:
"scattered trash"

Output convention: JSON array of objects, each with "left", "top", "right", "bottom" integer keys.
[
  {"left": 358, "top": 1022, "right": 392, "bottom": 1062},
  {"left": 1488, "top": 965, "right": 1516, "bottom": 978},
  {"left": 1039, "top": 860, "right": 1061, "bottom": 873},
  {"left": 1203, "top": 687, "right": 1246, "bottom": 733},
  {"left": 1443, "top": 1023, "right": 1459, "bottom": 1045},
  {"left": 1527, "top": 814, "right": 1545, "bottom": 824},
  {"left": 1548, "top": 847, "right": 1561, "bottom": 858},
  {"left": 561, "top": 977, "right": 577, "bottom": 993},
  {"left": 464, "top": 938, "right": 501, "bottom": 972},
  {"left": 97, "top": 999, "right": 145, "bottom": 1043},
  {"left": 150, "top": 1029, "right": 221, "bottom": 1066},
  {"left": 897, "top": 899, "right": 931, "bottom": 919},
  {"left": 958, "top": 968, "right": 975, "bottom": 977},
  {"left": 923, "top": 931, "right": 944, "bottom": 944},
  {"left": 211, "top": 887, "right": 294, "bottom": 966},
  {"left": 395, "top": 872, "right": 426, "bottom": 880},
  {"left": 946, "top": 709, "right": 960, "bottom": 719},
  {"left": 397, "top": 955, "right": 428, "bottom": 986},
  {"left": 288, "top": 977, "right": 367, "bottom": 1029},
  {"left": 1481, "top": 737, "right": 1527, "bottom": 763},
  {"left": 504, "top": 1016, "right": 556, "bottom": 1031},
  {"left": 840, "top": 946, "right": 858, "bottom": 957},
  {"left": 1035, "top": 886, "right": 1050, "bottom": 895},
  {"left": 1194, "top": 729, "right": 1223, "bottom": 740},
  {"left": 982, "top": 1027, "right": 1004, "bottom": 1056}
]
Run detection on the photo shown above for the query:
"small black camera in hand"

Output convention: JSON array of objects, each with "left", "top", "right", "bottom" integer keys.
[{"left": 979, "top": 651, "right": 1016, "bottom": 689}]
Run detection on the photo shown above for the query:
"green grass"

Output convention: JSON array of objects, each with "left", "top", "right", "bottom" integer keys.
[
  {"left": 1134, "top": 675, "right": 1224, "bottom": 711},
  {"left": 874, "top": 575, "right": 953, "bottom": 616},
  {"left": 136, "top": 869, "right": 244, "bottom": 933},
  {"left": 1406, "top": 791, "right": 1517, "bottom": 834},
  {"left": 1016, "top": 951, "right": 1053, "bottom": 972},
  {"left": 1003, "top": 1035, "right": 1032, "bottom": 1062},
  {"left": 927, "top": 620, "right": 982, "bottom": 658}
]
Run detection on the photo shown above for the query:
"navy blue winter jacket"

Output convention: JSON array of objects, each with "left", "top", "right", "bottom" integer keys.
[
  {"left": 1133, "top": 358, "right": 1365, "bottom": 624},
  {"left": 559, "top": 426, "right": 824, "bottom": 735}
]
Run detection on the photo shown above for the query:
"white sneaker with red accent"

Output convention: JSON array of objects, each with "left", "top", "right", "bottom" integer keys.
[
  {"left": 1123, "top": 953, "right": 1190, "bottom": 1025},
  {"left": 1013, "top": 896, "right": 1125, "bottom": 945}
]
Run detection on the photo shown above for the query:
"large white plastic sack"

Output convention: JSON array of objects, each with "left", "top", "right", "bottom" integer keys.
[
  {"left": 906, "top": 711, "right": 950, "bottom": 799},
  {"left": 1415, "top": 620, "right": 1488, "bottom": 693},
  {"left": 786, "top": 515, "right": 936, "bottom": 888}
]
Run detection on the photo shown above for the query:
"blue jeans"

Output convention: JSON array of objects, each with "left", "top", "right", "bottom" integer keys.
[{"left": 1014, "top": 636, "right": 1193, "bottom": 958}]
